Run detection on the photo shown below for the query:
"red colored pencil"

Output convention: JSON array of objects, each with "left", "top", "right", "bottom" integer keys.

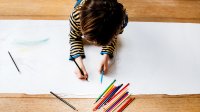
[
  {"left": 111, "top": 96, "right": 134, "bottom": 112},
  {"left": 116, "top": 98, "right": 134, "bottom": 112},
  {"left": 107, "top": 83, "right": 130, "bottom": 103},
  {"left": 93, "top": 86, "right": 116, "bottom": 111}
]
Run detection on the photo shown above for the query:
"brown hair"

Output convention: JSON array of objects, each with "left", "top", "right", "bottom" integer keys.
[{"left": 79, "top": 0, "right": 126, "bottom": 45}]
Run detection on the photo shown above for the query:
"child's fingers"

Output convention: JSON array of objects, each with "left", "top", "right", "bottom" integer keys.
[
  {"left": 98, "top": 64, "right": 108, "bottom": 74},
  {"left": 98, "top": 65, "right": 104, "bottom": 74},
  {"left": 103, "top": 65, "right": 108, "bottom": 74},
  {"left": 75, "top": 68, "right": 88, "bottom": 80},
  {"left": 83, "top": 70, "right": 88, "bottom": 80},
  {"left": 76, "top": 72, "right": 85, "bottom": 79}
]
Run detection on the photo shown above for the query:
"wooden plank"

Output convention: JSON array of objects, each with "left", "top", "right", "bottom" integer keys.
[
  {"left": 0, "top": 94, "right": 200, "bottom": 112},
  {"left": 0, "top": 0, "right": 74, "bottom": 15},
  {"left": 0, "top": 0, "right": 74, "bottom": 19},
  {"left": 119, "top": 0, "right": 200, "bottom": 23},
  {"left": 0, "top": 0, "right": 200, "bottom": 23}
]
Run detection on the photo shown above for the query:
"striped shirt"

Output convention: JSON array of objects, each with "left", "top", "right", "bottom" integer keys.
[{"left": 69, "top": 0, "right": 128, "bottom": 60}]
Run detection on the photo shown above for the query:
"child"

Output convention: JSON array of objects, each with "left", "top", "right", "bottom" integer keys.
[{"left": 69, "top": 0, "right": 128, "bottom": 80}]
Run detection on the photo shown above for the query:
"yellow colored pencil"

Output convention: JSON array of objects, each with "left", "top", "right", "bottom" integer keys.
[{"left": 103, "top": 84, "right": 114, "bottom": 97}]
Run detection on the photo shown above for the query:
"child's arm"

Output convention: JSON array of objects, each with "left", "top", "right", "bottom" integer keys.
[
  {"left": 69, "top": 10, "right": 85, "bottom": 60},
  {"left": 100, "top": 13, "right": 128, "bottom": 58},
  {"left": 99, "top": 14, "right": 128, "bottom": 74},
  {"left": 100, "top": 36, "right": 117, "bottom": 59},
  {"left": 69, "top": 9, "right": 88, "bottom": 80},
  {"left": 99, "top": 37, "right": 117, "bottom": 74}
]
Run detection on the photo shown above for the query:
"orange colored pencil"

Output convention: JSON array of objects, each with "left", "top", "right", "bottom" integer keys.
[
  {"left": 116, "top": 98, "right": 134, "bottom": 112},
  {"left": 93, "top": 86, "right": 116, "bottom": 111}
]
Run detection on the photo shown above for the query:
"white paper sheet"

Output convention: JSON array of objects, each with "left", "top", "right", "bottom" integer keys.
[{"left": 0, "top": 20, "right": 200, "bottom": 98}]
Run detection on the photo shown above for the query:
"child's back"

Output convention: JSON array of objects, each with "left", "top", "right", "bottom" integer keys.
[{"left": 69, "top": 0, "right": 128, "bottom": 80}]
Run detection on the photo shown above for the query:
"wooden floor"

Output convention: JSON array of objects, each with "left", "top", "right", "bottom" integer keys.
[
  {"left": 0, "top": 0, "right": 200, "bottom": 23},
  {"left": 0, "top": 94, "right": 200, "bottom": 112}
]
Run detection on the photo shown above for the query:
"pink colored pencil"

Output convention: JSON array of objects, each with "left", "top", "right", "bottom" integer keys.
[
  {"left": 107, "top": 94, "right": 130, "bottom": 112},
  {"left": 116, "top": 98, "right": 134, "bottom": 112},
  {"left": 107, "top": 83, "right": 130, "bottom": 103},
  {"left": 104, "top": 88, "right": 128, "bottom": 110},
  {"left": 93, "top": 86, "right": 116, "bottom": 111}
]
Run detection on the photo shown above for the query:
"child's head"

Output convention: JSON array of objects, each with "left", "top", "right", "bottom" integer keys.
[{"left": 79, "top": 0, "right": 126, "bottom": 45}]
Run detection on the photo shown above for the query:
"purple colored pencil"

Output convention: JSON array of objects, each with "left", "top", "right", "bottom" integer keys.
[
  {"left": 98, "top": 84, "right": 123, "bottom": 109},
  {"left": 106, "top": 92, "right": 129, "bottom": 112}
]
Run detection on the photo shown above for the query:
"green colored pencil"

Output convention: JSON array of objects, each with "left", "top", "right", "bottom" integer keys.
[{"left": 94, "top": 79, "right": 116, "bottom": 103}]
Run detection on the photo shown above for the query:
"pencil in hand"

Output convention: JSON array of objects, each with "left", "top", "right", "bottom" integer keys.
[{"left": 70, "top": 55, "right": 88, "bottom": 80}]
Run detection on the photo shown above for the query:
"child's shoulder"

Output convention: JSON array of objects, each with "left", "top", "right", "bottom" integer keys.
[
  {"left": 71, "top": 0, "right": 86, "bottom": 19},
  {"left": 79, "top": 0, "right": 86, "bottom": 6},
  {"left": 74, "top": 0, "right": 85, "bottom": 10}
]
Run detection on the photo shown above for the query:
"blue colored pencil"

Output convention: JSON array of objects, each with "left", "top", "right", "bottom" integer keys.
[{"left": 104, "top": 84, "right": 123, "bottom": 105}]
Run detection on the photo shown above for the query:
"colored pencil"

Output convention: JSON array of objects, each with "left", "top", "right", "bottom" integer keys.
[
  {"left": 93, "top": 86, "right": 116, "bottom": 111},
  {"left": 98, "top": 84, "right": 123, "bottom": 109},
  {"left": 50, "top": 91, "right": 78, "bottom": 111},
  {"left": 106, "top": 92, "right": 129, "bottom": 112},
  {"left": 111, "top": 95, "right": 131, "bottom": 112},
  {"left": 100, "top": 70, "right": 104, "bottom": 84},
  {"left": 94, "top": 79, "right": 116, "bottom": 103},
  {"left": 107, "top": 83, "right": 130, "bottom": 103},
  {"left": 104, "top": 88, "right": 128, "bottom": 110},
  {"left": 105, "top": 91, "right": 128, "bottom": 112},
  {"left": 97, "top": 86, "right": 119, "bottom": 109},
  {"left": 103, "top": 84, "right": 115, "bottom": 98},
  {"left": 103, "top": 85, "right": 115, "bottom": 99},
  {"left": 116, "top": 97, "right": 134, "bottom": 112},
  {"left": 70, "top": 55, "right": 87, "bottom": 80},
  {"left": 8, "top": 51, "right": 21, "bottom": 73}
]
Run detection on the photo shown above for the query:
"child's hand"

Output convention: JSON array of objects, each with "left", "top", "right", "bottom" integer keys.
[
  {"left": 99, "top": 54, "right": 110, "bottom": 74},
  {"left": 74, "top": 57, "right": 88, "bottom": 80}
]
